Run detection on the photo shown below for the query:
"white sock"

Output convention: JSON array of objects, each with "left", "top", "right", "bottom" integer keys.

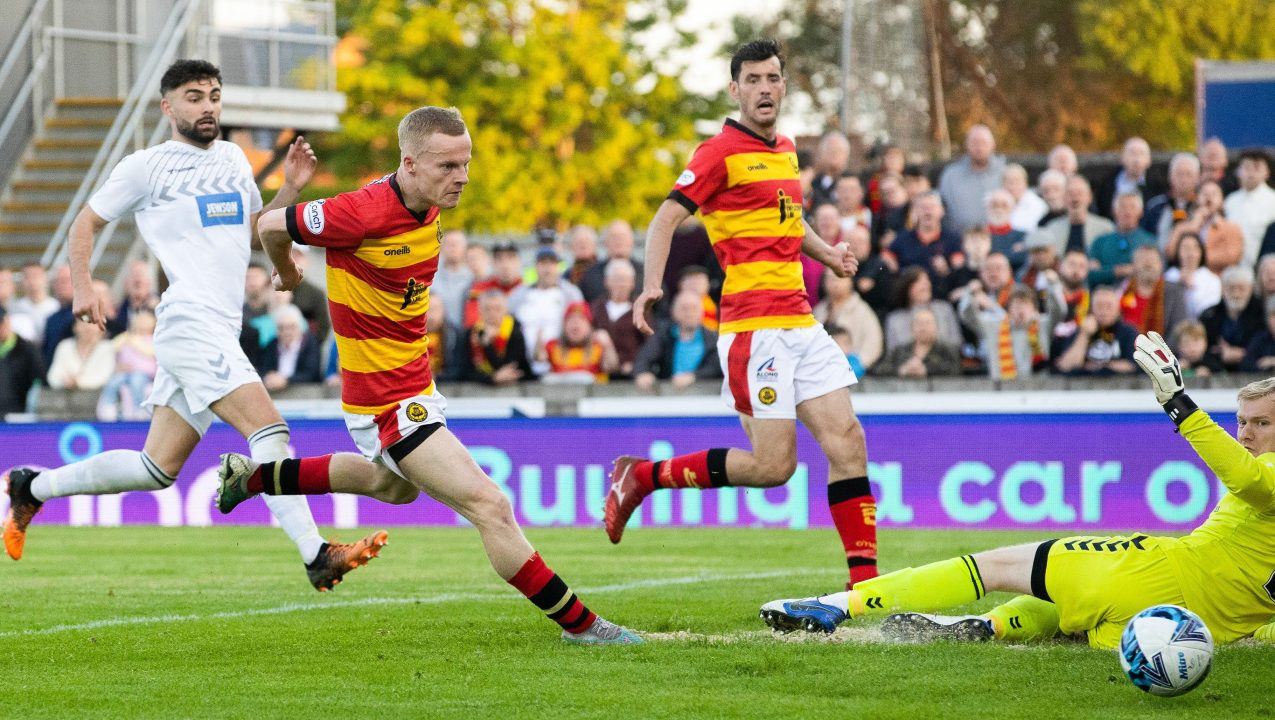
[
  {"left": 826, "top": 591, "right": 852, "bottom": 614},
  {"left": 250, "top": 423, "right": 325, "bottom": 564},
  {"left": 30, "top": 450, "right": 174, "bottom": 501}
]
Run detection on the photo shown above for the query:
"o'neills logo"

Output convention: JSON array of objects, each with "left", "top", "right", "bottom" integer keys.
[
  {"left": 384, "top": 245, "right": 411, "bottom": 256},
  {"left": 747, "top": 161, "right": 769, "bottom": 172}
]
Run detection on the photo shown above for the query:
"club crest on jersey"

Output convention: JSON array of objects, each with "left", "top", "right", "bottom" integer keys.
[
  {"left": 755, "top": 357, "right": 779, "bottom": 382},
  {"left": 304, "top": 199, "right": 326, "bottom": 234},
  {"left": 196, "top": 192, "right": 243, "bottom": 227}
]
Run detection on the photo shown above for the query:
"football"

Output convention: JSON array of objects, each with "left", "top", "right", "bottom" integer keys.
[{"left": 1119, "top": 605, "right": 1214, "bottom": 697}]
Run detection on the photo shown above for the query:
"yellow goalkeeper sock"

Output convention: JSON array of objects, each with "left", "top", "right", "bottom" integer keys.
[
  {"left": 847, "top": 555, "right": 986, "bottom": 617},
  {"left": 984, "top": 595, "right": 1060, "bottom": 642}
]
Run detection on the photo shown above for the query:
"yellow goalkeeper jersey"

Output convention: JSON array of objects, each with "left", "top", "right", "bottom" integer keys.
[{"left": 1161, "top": 410, "right": 1275, "bottom": 643}]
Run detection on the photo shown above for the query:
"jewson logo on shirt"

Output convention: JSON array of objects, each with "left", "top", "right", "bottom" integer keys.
[{"left": 196, "top": 193, "right": 243, "bottom": 227}]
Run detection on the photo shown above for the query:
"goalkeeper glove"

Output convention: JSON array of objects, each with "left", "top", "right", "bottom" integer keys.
[{"left": 1133, "top": 331, "right": 1197, "bottom": 425}]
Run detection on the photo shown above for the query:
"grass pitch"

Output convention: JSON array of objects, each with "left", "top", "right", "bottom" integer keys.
[{"left": 1, "top": 526, "right": 1272, "bottom": 719}]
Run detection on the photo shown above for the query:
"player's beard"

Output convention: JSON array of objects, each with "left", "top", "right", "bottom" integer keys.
[{"left": 176, "top": 116, "right": 220, "bottom": 145}]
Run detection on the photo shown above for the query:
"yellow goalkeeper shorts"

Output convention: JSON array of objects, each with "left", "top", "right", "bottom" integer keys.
[{"left": 1035, "top": 534, "right": 1188, "bottom": 650}]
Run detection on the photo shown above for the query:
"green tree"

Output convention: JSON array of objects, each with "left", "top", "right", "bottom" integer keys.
[{"left": 322, "top": 0, "right": 722, "bottom": 233}]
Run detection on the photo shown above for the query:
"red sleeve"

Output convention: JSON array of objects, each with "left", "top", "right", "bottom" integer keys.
[
  {"left": 668, "top": 140, "right": 728, "bottom": 213},
  {"left": 286, "top": 190, "right": 367, "bottom": 250}
]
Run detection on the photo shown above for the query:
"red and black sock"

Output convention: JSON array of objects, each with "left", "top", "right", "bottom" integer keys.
[
  {"left": 508, "top": 552, "right": 597, "bottom": 634},
  {"left": 634, "top": 448, "right": 731, "bottom": 492},
  {"left": 247, "top": 455, "right": 333, "bottom": 495},
  {"left": 829, "top": 476, "right": 878, "bottom": 587}
]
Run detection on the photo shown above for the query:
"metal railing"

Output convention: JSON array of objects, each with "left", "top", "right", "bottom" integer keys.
[
  {"left": 42, "top": 0, "right": 205, "bottom": 269},
  {"left": 0, "top": 0, "right": 53, "bottom": 190},
  {"left": 199, "top": 0, "right": 337, "bottom": 91}
]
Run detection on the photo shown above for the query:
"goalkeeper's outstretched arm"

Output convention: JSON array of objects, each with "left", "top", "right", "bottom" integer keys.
[{"left": 1134, "top": 332, "right": 1275, "bottom": 512}]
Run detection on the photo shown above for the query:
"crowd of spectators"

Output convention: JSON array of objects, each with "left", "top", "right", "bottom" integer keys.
[{"left": 6, "top": 127, "right": 1275, "bottom": 420}]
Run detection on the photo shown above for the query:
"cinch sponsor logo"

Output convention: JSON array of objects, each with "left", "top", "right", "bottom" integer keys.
[
  {"left": 196, "top": 192, "right": 243, "bottom": 227},
  {"left": 747, "top": 161, "right": 769, "bottom": 171},
  {"left": 384, "top": 245, "right": 411, "bottom": 256}
]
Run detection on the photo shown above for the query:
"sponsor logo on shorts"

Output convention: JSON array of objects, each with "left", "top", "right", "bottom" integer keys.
[
  {"left": 304, "top": 199, "right": 326, "bottom": 235},
  {"left": 676, "top": 169, "right": 696, "bottom": 186},
  {"left": 757, "top": 387, "right": 777, "bottom": 405},
  {"left": 755, "top": 357, "right": 779, "bottom": 382},
  {"left": 384, "top": 245, "right": 411, "bottom": 256},
  {"left": 405, "top": 402, "right": 428, "bottom": 423},
  {"left": 196, "top": 192, "right": 243, "bottom": 227}
]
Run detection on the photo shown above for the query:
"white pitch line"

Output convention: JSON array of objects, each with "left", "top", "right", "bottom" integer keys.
[{"left": 0, "top": 568, "right": 829, "bottom": 639}]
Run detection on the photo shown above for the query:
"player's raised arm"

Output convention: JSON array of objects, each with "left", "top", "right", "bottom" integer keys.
[
  {"left": 1135, "top": 331, "right": 1275, "bottom": 511},
  {"left": 256, "top": 208, "right": 303, "bottom": 291},
  {"left": 801, "top": 218, "right": 857, "bottom": 278},
  {"left": 632, "top": 199, "right": 691, "bottom": 334},
  {"left": 252, "top": 135, "right": 317, "bottom": 247}
]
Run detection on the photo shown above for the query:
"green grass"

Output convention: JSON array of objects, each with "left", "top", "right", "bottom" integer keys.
[{"left": 1, "top": 527, "right": 1272, "bottom": 719}]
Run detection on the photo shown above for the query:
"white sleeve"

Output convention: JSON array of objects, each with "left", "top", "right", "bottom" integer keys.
[{"left": 88, "top": 153, "right": 149, "bottom": 222}]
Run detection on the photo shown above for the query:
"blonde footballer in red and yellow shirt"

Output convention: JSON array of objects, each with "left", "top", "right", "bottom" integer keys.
[
  {"left": 604, "top": 40, "right": 880, "bottom": 590},
  {"left": 246, "top": 106, "right": 639, "bottom": 644}
]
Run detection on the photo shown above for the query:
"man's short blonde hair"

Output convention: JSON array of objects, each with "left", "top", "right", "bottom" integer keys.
[
  {"left": 1238, "top": 377, "right": 1275, "bottom": 402},
  {"left": 397, "top": 106, "right": 467, "bottom": 157}
]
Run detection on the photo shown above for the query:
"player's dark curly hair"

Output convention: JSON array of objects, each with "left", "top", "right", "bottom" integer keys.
[
  {"left": 159, "top": 59, "right": 221, "bottom": 96},
  {"left": 730, "top": 39, "right": 784, "bottom": 81}
]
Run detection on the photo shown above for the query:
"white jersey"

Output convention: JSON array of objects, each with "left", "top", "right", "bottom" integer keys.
[{"left": 89, "top": 139, "right": 262, "bottom": 328}]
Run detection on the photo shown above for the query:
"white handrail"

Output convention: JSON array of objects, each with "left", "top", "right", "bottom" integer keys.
[
  {"left": 0, "top": 49, "right": 51, "bottom": 161},
  {"left": 0, "top": 0, "right": 50, "bottom": 92},
  {"left": 0, "top": 0, "right": 52, "bottom": 161},
  {"left": 43, "top": 0, "right": 204, "bottom": 269}
]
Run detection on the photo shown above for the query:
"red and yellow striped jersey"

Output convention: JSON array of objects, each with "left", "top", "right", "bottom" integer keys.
[
  {"left": 669, "top": 119, "right": 814, "bottom": 334},
  {"left": 286, "top": 173, "right": 441, "bottom": 414}
]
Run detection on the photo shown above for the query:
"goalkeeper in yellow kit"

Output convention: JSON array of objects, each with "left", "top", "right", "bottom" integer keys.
[{"left": 761, "top": 331, "right": 1275, "bottom": 648}]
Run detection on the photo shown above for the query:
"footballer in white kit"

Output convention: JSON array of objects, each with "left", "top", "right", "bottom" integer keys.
[{"left": 2, "top": 59, "right": 386, "bottom": 590}]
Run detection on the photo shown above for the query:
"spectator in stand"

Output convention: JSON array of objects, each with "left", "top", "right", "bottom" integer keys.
[
  {"left": 1164, "top": 232, "right": 1221, "bottom": 319},
  {"left": 1035, "top": 169, "right": 1069, "bottom": 228},
  {"left": 957, "top": 252, "right": 1017, "bottom": 334},
  {"left": 96, "top": 309, "right": 157, "bottom": 421},
  {"left": 114, "top": 260, "right": 160, "bottom": 332},
  {"left": 464, "top": 243, "right": 492, "bottom": 283},
  {"left": 632, "top": 290, "right": 721, "bottom": 392},
  {"left": 1166, "top": 180, "right": 1244, "bottom": 272},
  {"left": 1053, "top": 285, "right": 1138, "bottom": 375},
  {"left": 1198, "top": 137, "right": 1237, "bottom": 195},
  {"left": 968, "top": 284, "right": 1052, "bottom": 381},
  {"left": 985, "top": 189, "right": 1027, "bottom": 271},
  {"left": 945, "top": 229, "right": 992, "bottom": 305},
  {"left": 836, "top": 174, "right": 872, "bottom": 234},
  {"left": 1004, "top": 163, "right": 1047, "bottom": 232},
  {"left": 1051, "top": 249, "right": 1093, "bottom": 346},
  {"left": 566, "top": 224, "right": 599, "bottom": 287},
  {"left": 939, "top": 124, "right": 1006, "bottom": 233},
  {"left": 1087, "top": 192, "right": 1158, "bottom": 287},
  {"left": 873, "top": 306, "right": 961, "bottom": 379},
  {"left": 1015, "top": 234, "right": 1068, "bottom": 316},
  {"left": 883, "top": 266, "right": 962, "bottom": 351},
  {"left": 509, "top": 246, "right": 584, "bottom": 373},
  {"left": 1170, "top": 319, "right": 1219, "bottom": 377},
  {"left": 1225, "top": 150, "right": 1275, "bottom": 267},
  {"left": 1032, "top": 175, "right": 1115, "bottom": 257},
  {"left": 538, "top": 302, "right": 618, "bottom": 384},
  {"left": 676, "top": 265, "right": 719, "bottom": 333},
  {"left": 46, "top": 316, "right": 114, "bottom": 391},
  {"left": 872, "top": 172, "right": 909, "bottom": 248},
  {"left": 1200, "top": 265, "right": 1264, "bottom": 372},
  {"left": 464, "top": 242, "right": 523, "bottom": 327},
  {"left": 463, "top": 289, "right": 534, "bottom": 385},
  {"left": 804, "top": 203, "right": 843, "bottom": 306},
  {"left": 1047, "top": 144, "right": 1079, "bottom": 176},
  {"left": 1242, "top": 295, "right": 1275, "bottom": 373},
  {"left": 902, "top": 164, "right": 933, "bottom": 203},
  {"left": 425, "top": 297, "right": 463, "bottom": 383},
  {"left": 887, "top": 191, "right": 962, "bottom": 288},
  {"left": 1144, "top": 152, "right": 1200, "bottom": 246},
  {"left": 1119, "top": 245, "right": 1187, "bottom": 337},
  {"left": 0, "top": 268, "right": 36, "bottom": 344},
  {"left": 814, "top": 267, "right": 883, "bottom": 372},
  {"left": 0, "top": 307, "right": 43, "bottom": 417},
  {"left": 243, "top": 262, "right": 275, "bottom": 347},
  {"left": 809, "top": 131, "right": 851, "bottom": 211},
  {"left": 846, "top": 223, "right": 894, "bottom": 314},
  {"left": 287, "top": 246, "right": 330, "bottom": 342},
  {"left": 580, "top": 219, "right": 644, "bottom": 303},
  {"left": 12, "top": 263, "right": 60, "bottom": 345},
  {"left": 1096, "top": 136, "right": 1162, "bottom": 219},
  {"left": 823, "top": 326, "right": 866, "bottom": 376},
  {"left": 1258, "top": 255, "right": 1275, "bottom": 306},
  {"left": 590, "top": 258, "right": 643, "bottom": 377},
  {"left": 866, "top": 143, "right": 906, "bottom": 215},
  {"left": 40, "top": 266, "right": 76, "bottom": 365},
  {"left": 260, "top": 304, "right": 322, "bottom": 391},
  {"left": 431, "top": 229, "right": 474, "bottom": 329}
]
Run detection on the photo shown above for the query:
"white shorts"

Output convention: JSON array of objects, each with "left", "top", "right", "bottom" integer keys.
[
  {"left": 344, "top": 389, "right": 449, "bottom": 479},
  {"left": 717, "top": 324, "right": 857, "bottom": 420},
  {"left": 144, "top": 304, "right": 261, "bottom": 436}
]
